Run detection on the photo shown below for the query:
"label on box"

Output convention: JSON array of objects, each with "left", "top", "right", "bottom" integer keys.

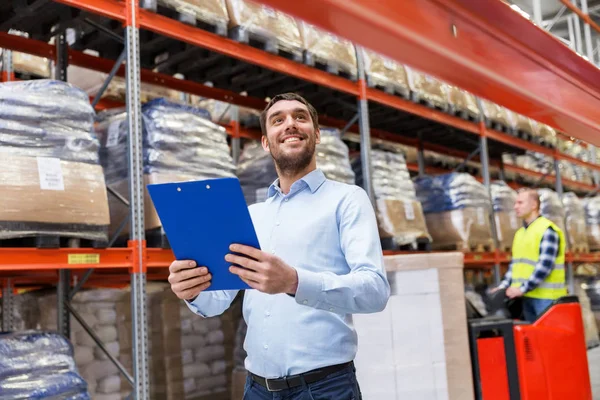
[
  {"left": 37, "top": 157, "right": 65, "bottom": 191},
  {"left": 106, "top": 121, "right": 121, "bottom": 148},
  {"left": 476, "top": 208, "right": 485, "bottom": 225},
  {"left": 404, "top": 201, "right": 415, "bottom": 220},
  {"left": 510, "top": 213, "right": 519, "bottom": 230},
  {"left": 68, "top": 254, "right": 100, "bottom": 264},
  {"left": 255, "top": 187, "right": 269, "bottom": 203}
]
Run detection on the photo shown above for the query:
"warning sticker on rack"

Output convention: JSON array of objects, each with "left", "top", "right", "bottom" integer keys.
[
  {"left": 37, "top": 157, "right": 65, "bottom": 191},
  {"left": 404, "top": 201, "right": 415, "bottom": 220},
  {"left": 476, "top": 208, "right": 485, "bottom": 225},
  {"left": 68, "top": 254, "right": 100, "bottom": 265},
  {"left": 106, "top": 121, "right": 121, "bottom": 148}
]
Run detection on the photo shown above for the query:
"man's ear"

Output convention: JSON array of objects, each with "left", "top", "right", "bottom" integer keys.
[
  {"left": 315, "top": 128, "right": 321, "bottom": 144},
  {"left": 261, "top": 135, "right": 269, "bottom": 151}
]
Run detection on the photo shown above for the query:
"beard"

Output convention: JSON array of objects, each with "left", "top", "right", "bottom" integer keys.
[{"left": 268, "top": 132, "right": 316, "bottom": 176}]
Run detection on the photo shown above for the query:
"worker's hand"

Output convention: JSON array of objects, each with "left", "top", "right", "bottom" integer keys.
[
  {"left": 225, "top": 244, "right": 298, "bottom": 295},
  {"left": 505, "top": 286, "right": 524, "bottom": 299},
  {"left": 168, "top": 260, "right": 212, "bottom": 301}
]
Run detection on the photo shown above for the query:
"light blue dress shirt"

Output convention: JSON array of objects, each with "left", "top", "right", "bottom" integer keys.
[{"left": 187, "top": 168, "right": 390, "bottom": 378}]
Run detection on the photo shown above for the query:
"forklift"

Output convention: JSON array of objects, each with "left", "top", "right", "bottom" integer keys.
[{"left": 466, "top": 291, "right": 593, "bottom": 400}]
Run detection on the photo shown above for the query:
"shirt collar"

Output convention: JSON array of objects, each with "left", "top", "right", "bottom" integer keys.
[{"left": 267, "top": 168, "right": 326, "bottom": 198}]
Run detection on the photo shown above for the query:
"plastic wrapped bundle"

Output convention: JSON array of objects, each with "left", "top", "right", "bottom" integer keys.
[
  {"left": 225, "top": 0, "right": 302, "bottom": 58},
  {"left": 560, "top": 141, "right": 594, "bottom": 185},
  {"left": 156, "top": 0, "right": 228, "bottom": 33},
  {"left": 316, "top": 128, "right": 355, "bottom": 185},
  {"left": 354, "top": 149, "right": 430, "bottom": 247},
  {"left": 538, "top": 188, "right": 566, "bottom": 234},
  {"left": 532, "top": 121, "right": 558, "bottom": 148},
  {"left": 299, "top": 21, "right": 356, "bottom": 77},
  {"left": 362, "top": 49, "right": 409, "bottom": 97},
  {"left": 491, "top": 181, "right": 520, "bottom": 251},
  {"left": 513, "top": 113, "right": 534, "bottom": 135},
  {"left": 448, "top": 86, "right": 480, "bottom": 119},
  {"left": 0, "top": 331, "right": 90, "bottom": 400},
  {"left": 0, "top": 79, "right": 109, "bottom": 241},
  {"left": 96, "top": 99, "right": 236, "bottom": 235},
  {"left": 190, "top": 97, "right": 260, "bottom": 128},
  {"left": 481, "top": 99, "right": 516, "bottom": 130},
  {"left": 0, "top": 49, "right": 50, "bottom": 77},
  {"left": 407, "top": 68, "right": 450, "bottom": 110},
  {"left": 584, "top": 197, "right": 600, "bottom": 251},
  {"left": 414, "top": 173, "right": 493, "bottom": 251},
  {"left": 562, "top": 192, "right": 589, "bottom": 252}
]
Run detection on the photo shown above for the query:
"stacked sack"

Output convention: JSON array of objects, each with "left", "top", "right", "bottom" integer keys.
[
  {"left": 353, "top": 147, "right": 431, "bottom": 249},
  {"left": 538, "top": 189, "right": 566, "bottom": 235},
  {"left": 299, "top": 21, "right": 356, "bottom": 77},
  {"left": 414, "top": 173, "right": 493, "bottom": 251},
  {"left": 562, "top": 192, "right": 589, "bottom": 253},
  {"left": 116, "top": 284, "right": 232, "bottom": 400},
  {"left": 584, "top": 196, "right": 600, "bottom": 251},
  {"left": 34, "top": 289, "right": 126, "bottom": 400},
  {"left": 362, "top": 49, "right": 410, "bottom": 98},
  {"left": 407, "top": 68, "right": 451, "bottom": 111},
  {"left": 0, "top": 331, "right": 90, "bottom": 399},
  {"left": 490, "top": 181, "right": 520, "bottom": 251},
  {"left": 237, "top": 127, "right": 355, "bottom": 204},
  {"left": 96, "top": 99, "right": 236, "bottom": 236},
  {"left": 0, "top": 80, "right": 109, "bottom": 241}
]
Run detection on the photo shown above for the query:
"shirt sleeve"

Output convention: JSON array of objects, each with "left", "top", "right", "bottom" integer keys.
[
  {"left": 497, "top": 263, "right": 513, "bottom": 289},
  {"left": 185, "top": 290, "right": 239, "bottom": 318},
  {"left": 294, "top": 188, "right": 391, "bottom": 314},
  {"left": 520, "top": 227, "right": 559, "bottom": 293}
]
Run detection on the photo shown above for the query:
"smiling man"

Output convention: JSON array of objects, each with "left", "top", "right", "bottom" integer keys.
[{"left": 167, "top": 92, "right": 390, "bottom": 400}]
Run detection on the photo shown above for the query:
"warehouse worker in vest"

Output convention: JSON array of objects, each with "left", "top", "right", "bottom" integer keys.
[
  {"left": 492, "top": 188, "right": 567, "bottom": 322},
  {"left": 167, "top": 93, "right": 390, "bottom": 400}
]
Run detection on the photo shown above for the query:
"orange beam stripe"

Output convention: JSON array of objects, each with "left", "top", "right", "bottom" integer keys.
[{"left": 559, "top": 0, "right": 600, "bottom": 35}]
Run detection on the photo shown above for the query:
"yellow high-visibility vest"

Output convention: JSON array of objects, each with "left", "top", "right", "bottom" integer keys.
[{"left": 510, "top": 216, "right": 567, "bottom": 300}]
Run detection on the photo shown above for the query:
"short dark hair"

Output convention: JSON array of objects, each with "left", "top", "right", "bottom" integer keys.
[
  {"left": 518, "top": 188, "right": 541, "bottom": 211},
  {"left": 259, "top": 93, "right": 319, "bottom": 136}
]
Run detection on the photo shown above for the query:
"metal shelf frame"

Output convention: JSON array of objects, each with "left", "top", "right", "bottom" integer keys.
[{"left": 1, "top": 0, "right": 600, "bottom": 397}]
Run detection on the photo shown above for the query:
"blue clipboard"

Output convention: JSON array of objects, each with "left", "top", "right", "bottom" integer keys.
[{"left": 147, "top": 177, "right": 260, "bottom": 291}]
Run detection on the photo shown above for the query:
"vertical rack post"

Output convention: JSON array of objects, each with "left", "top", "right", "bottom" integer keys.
[
  {"left": 572, "top": 11, "right": 584, "bottom": 54},
  {"left": 532, "top": 0, "right": 543, "bottom": 26},
  {"left": 125, "top": 0, "right": 149, "bottom": 398},
  {"left": 355, "top": 46, "right": 374, "bottom": 205},
  {"left": 417, "top": 132, "right": 426, "bottom": 177},
  {"left": 231, "top": 106, "right": 241, "bottom": 165},
  {"left": 55, "top": 30, "right": 70, "bottom": 338},
  {"left": 553, "top": 157, "right": 574, "bottom": 294},
  {"left": 567, "top": 14, "right": 577, "bottom": 50},
  {"left": 1, "top": 279, "right": 14, "bottom": 331},
  {"left": 1, "top": 49, "right": 13, "bottom": 82},
  {"left": 580, "top": 0, "right": 595, "bottom": 61}
]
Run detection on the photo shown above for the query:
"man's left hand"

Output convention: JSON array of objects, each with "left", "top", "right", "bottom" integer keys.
[
  {"left": 225, "top": 244, "right": 298, "bottom": 295},
  {"left": 506, "top": 286, "right": 524, "bottom": 299}
]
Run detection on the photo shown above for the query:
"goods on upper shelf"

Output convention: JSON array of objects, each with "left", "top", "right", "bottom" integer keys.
[
  {"left": 559, "top": 140, "right": 594, "bottom": 186},
  {"left": 407, "top": 68, "right": 451, "bottom": 111},
  {"left": 191, "top": 97, "right": 260, "bottom": 128},
  {"left": 562, "top": 192, "right": 589, "bottom": 253},
  {"left": 299, "top": 21, "right": 357, "bottom": 78},
  {"left": 584, "top": 196, "right": 600, "bottom": 251},
  {"left": 490, "top": 181, "right": 520, "bottom": 251},
  {"left": 538, "top": 188, "right": 566, "bottom": 235},
  {"left": 362, "top": 49, "right": 410, "bottom": 98},
  {"left": 96, "top": 98, "right": 236, "bottom": 236},
  {"left": 0, "top": 79, "right": 109, "bottom": 242},
  {"left": 153, "top": 0, "right": 228, "bottom": 33},
  {"left": 0, "top": 331, "right": 90, "bottom": 399},
  {"left": 447, "top": 86, "right": 480, "bottom": 120},
  {"left": 0, "top": 49, "right": 50, "bottom": 78},
  {"left": 237, "top": 127, "right": 355, "bottom": 204},
  {"left": 480, "top": 99, "right": 516, "bottom": 131},
  {"left": 353, "top": 147, "right": 431, "bottom": 249},
  {"left": 414, "top": 173, "right": 494, "bottom": 251},
  {"left": 225, "top": 0, "right": 303, "bottom": 59}
]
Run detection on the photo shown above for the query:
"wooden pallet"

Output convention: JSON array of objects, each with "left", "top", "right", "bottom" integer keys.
[
  {"left": 365, "top": 76, "right": 411, "bottom": 100},
  {"left": 570, "top": 244, "right": 590, "bottom": 254},
  {"left": 448, "top": 105, "right": 481, "bottom": 123},
  {"left": 485, "top": 119, "right": 515, "bottom": 135},
  {"left": 303, "top": 51, "right": 357, "bottom": 80},
  {"left": 431, "top": 242, "right": 494, "bottom": 253},
  {"left": 230, "top": 26, "right": 303, "bottom": 63},
  {"left": 410, "top": 92, "right": 450, "bottom": 113},
  {"left": 147, "top": 3, "right": 228, "bottom": 36},
  {"left": 381, "top": 237, "right": 432, "bottom": 252}
]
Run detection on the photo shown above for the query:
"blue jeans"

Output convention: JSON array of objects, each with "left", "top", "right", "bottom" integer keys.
[
  {"left": 522, "top": 297, "right": 554, "bottom": 322},
  {"left": 242, "top": 363, "right": 362, "bottom": 400}
]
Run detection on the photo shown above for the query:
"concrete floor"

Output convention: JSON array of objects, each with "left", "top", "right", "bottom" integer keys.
[{"left": 590, "top": 347, "right": 600, "bottom": 399}]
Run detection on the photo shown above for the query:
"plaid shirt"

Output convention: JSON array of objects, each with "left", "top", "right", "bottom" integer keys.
[{"left": 499, "top": 223, "right": 560, "bottom": 293}]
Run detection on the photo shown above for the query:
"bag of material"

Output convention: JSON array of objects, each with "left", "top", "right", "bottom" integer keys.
[
  {"left": 538, "top": 188, "right": 566, "bottom": 234},
  {"left": 480, "top": 99, "right": 516, "bottom": 130},
  {"left": 447, "top": 86, "right": 480, "bottom": 118},
  {"left": 491, "top": 181, "right": 520, "bottom": 251},
  {"left": 414, "top": 173, "right": 493, "bottom": 251},
  {"left": 299, "top": 21, "right": 356, "bottom": 76},
  {"left": 362, "top": 49, "right": 408, "bottom": 96},
  {"left": 1, "top": 50, "right": 50, "bottom": 77},
  {"left": 584, "top": 197, "right": 600, "bottom": 251},
  {"left": 407, "top": 68, "right": 450, "bottom": 109},
  {"left": 562, "top": 192, "right": 589, "bottom": 252}
]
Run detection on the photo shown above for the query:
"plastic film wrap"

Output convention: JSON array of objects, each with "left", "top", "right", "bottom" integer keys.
[
  {"left": 407, "top": 68, "right": 450, "bottom": 109},
  {"left": 414, "top": 173, "right": 493, "bottom": 250},
  {"left": 190, "top": 97, "right": 260, "bottom": 127},
  {"left": 1, "top": 50, "right": 50, "bottom": 78},
  {"left": 316, "top": 128, "right": 355, "bottom": 185},
  {"left": 584, "top": 197, "right": 600, "bottom": 251},
  {"left": 562, "top": 192, "right": 588, "bottom": 251},
  {"left": 532, "top": 121, "right": 558, "bottom": 147},
  {"left": 362, "top": 50, "right": 408, "bottom": 95},
  {"left": 448, "top": 87, "right": 480, "bottom": 117},
  {"left": 0, "top": 331, "right": 89, "bottom": 400},
  {"left": 96, "top": 99, "right": 236, "bottom": 234},
  {"left": 354, "top": 149, "right": 430, "bottom": 246},
  {"left": 491, "top": 181, "right": 520, "bottom": 250},
  {"left": 225, "top": 0, "right": 302, "bottom": 57},
  {"left": 513, "top": 113, "right": 534, "bottom": 134},
  {"left": 157, "top": 0, "right": 228, "bottom": 27},
  {"left": 299, "top": 22, "right": 356, "bottom": 76},
  {"left": 538, "top": 188, "right": 566, "bottom": 234},
  {"left": 481, "top": 100, "right": 516, "bottom": 129}
]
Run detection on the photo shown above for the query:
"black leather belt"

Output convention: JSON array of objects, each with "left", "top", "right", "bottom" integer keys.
[{"left": 250, "top": 361, "right": 353, "bottom": 392}]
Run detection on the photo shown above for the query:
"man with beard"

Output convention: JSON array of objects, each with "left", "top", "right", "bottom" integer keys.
[{"left": 168, "top": 93, "right": 390, "bottom": 399}]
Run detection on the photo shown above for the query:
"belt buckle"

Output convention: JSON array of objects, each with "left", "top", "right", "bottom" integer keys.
[{"left": 265, "top": 378, "right": 283, "bottom": 392}]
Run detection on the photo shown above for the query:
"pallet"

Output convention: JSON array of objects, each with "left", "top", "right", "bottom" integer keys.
[
  {"left": 448, "top": 105, "right": 481, "bottom": 123},
  {"left": 303, "top": 51, "right": 357, "bottom": 80},
  {"left": 0, "top": 236, "right": 107, "bottom": 249},
  {"left": 570, "top": 244, "right": 590, "bottom": 254},
  {"left": 365, "top": 76, "right": 411, "bottom": 100},
  {"left": 381, "top": 237, "right": 432, "bottom": 252},
  {"left": 230, "top": 26, "right": 303, "bottom": 63},
  {"left": 410, "top": 92, "right": 449, "bottom": 113},
  {"left": 110, "top": 227, "right": 171, "bottom": 249},
  {"left": 431, "top": 242, "right": 494, "bottom": 253},
  {"left": 485, "top": 119, "right": 515, "bottom": 135},
  {"left": 513, "top": 129, "right": 535, "bottom": 143},
  {"left": 145, "top": 2, "right": 228, "bottom": 36}
]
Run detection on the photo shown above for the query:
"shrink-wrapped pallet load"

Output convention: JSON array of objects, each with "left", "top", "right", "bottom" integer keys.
[
  {"left": 584, "top": 196, "right": 600, "bottom": 251},
  {"left": 512, "top": 113, "right": 535, "bottom": 136},
  {"left": 490, "top": 181, "right": 520, "bottom": 251},
  {"left": 531, "top": 121, "right": 558, "bottom": 148},
  {"left": 225, "top": 0, "right": 302, "bottom": 59},
  {"left": 96, "top": 99, "right": 236, "bottom": 236},
  {"left": 407, "top": 68, "right": 451, "bottom": 111},
  {"left": 538, "top": 188, "right": 566, "bottom": 234},
  {"left": 447, "top": 86, "right": 480, "bottom": 120},
  {"left": 414, "top": 173, "right": 494, "bottom": 251},
  {"left": 362, "top": 49, "right": 410, "bottom": 97},
  {"left": 480, "top": 99, "right": 516, "bottom": 131},
  {"left": 0, "top": 79, "right": 109, "bottom": 242},
  {"left": 0, "top": 49, "right": 51, "bottom": 77},
  {"left": 560, "top": 140, "right": 594, "bottom": 185},
  {"left": 0, "top": 331, "right": 90, "bottom": 399},
  {"left": 298, "top": 21, "right": 356, "bottom": 77},
  {"left": 562, "top": 192, "right": 589, "bottom": 253},
  {"left": 152, "top": 0, "right": 228, "bottom": 34},
  {"left": 353, "top": 148, "right": 431, "bottom": 249},
  {"left": 237, "top": 128, "right": 355, "bottom": 204},
  {"left": 190, "top": 97, "right": 260, "bottom": 128}
]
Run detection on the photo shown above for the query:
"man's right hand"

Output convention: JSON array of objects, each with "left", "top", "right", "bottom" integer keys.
[{"left": 168, "top": 260, "right": 212, "bottom": 301}]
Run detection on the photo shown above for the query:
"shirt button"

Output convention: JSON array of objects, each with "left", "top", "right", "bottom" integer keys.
[
  {"left": 276, "top": 221, "right": 280, "bottom": 226},
  {"left": 329, "top": 307, "right": 334, "bottom": 311},
  {"left": 264, "top": 344, "right": 269, "bottom": 350},
  {"left": 303, "top": 300, "right": 308, "bottom": 305},
  {"left": 271, "top": 249, "right": 276, "bottom": 254},
  {"left": 265, "top": 311, "right": 271, "bottom": 317},
  {"left": 285, "top": 198, "right": 289, "bottom": 202}
]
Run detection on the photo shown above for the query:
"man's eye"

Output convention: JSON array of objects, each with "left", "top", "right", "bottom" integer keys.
[{"left": 296, "top": 115, "right": 306, "bottom": 120}]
